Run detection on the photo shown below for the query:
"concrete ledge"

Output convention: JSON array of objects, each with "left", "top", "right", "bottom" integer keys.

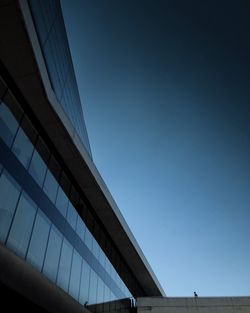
[{"left": 137, "top": 297, "right": 250, "bottom": 313}]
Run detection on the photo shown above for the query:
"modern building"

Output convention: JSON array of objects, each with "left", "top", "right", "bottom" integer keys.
[{"left": 0, "top": 1, "right": 165, "bottom": 313}]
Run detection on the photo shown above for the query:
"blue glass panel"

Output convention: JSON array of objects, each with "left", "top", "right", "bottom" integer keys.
[
  {"left": 105, "top": 258, "right": 111, "bottom": 276},
  {"left": 41, "top": 0, "right": 58, "bottom": 33},
  {"left": 28, "top": 0, "right": 48, "bottom": 45},
  {"left": 88, "top": 269, "right": 98, "bottom": 304},
  {"left": 76, "top": 215, "right": 86, "bottom": 241},
  {"left": 99, "top": 250, "right": 106, "bottom": 268},
  {"left": 110, "top": 264, "right": 116, "bottom": 282},
  {"left": 69, "top": 249, "right": 82, "bottom": 300},
  {"left": 12, "top": 127, "right": 34, "bottom": 169},
  {"left": 55, "top": 186, "right": 69, "bottom": 217},
  {"left": 6, "top": 191, "right": 37, "bottom": 258},
  {"left": 84, "top": 227, "right": 93, "bottom": 251},
  {"left": 28, "top": 0, "right": 92, "bottom": 157},
  {"left": 0, "top": 103, "right": 19, "bottom": 147},
  {"left": 57, "top": 238, "right": 73, "bottom": 292},
  {"left": 43, "top": 225, "right": 62, "bottom": 282},
  {"left": 26, "top": 209, "right": 50, "bottom": 271},
  {"left": 111, "top": 291, "right": 116, "bottom": 301},
  {"left": 79, "top": 259, "right": 90, "bottom": 305},
  {"left": 104, "top": 284, "right": 111, "bottom": 303},
  {"left": 97, "top": 278, "right": 104, "bottom": 304},
  {"left": 43, "top": 170, "right": 58, "bottom": 203},
  {"left": 43, "top": 37, "right": 62, "bottom": 99},
  {"left": 0, "top": 170, "right": 21, "bottom": 242},
  {"left": 28, "top": 149, "right": 47, "bottom": 187},
  {"left": 66, "top": 201, "right": 77, "bottom": 230},
  {"left": 92, "top": 237, "right": 100, "bottom": 259}
]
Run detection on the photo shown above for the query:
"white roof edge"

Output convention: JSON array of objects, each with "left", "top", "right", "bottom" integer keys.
[{"left": 17, "top": 0, "right": 166, "bottom": 297}]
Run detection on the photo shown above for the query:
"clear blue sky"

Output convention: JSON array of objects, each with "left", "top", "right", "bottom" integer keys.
[{"left": 61, "top": 0, "right": 250, "bottom": 297}]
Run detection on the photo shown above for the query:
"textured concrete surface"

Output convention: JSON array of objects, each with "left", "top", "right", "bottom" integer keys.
[{"left": 137, "top": 296, "right": 250, "bottom": 313}]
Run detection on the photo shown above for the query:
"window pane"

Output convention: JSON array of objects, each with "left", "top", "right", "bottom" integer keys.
[
  {"left": 84, "top": 227, "right": 93, "bottom": 251},
  {"left": 88, "top": 269, "right": 98, "bottom": 304},
  {"left": 104, "top": 284, "right": 111, "bottom": 303},
  {"left": 0, "top": 103, "right": 19, "bottom": 147},
  {"left": 43, "top": 170, "right": 58, "bottom": 203},
  {"left": 76, "top": 215, "right": 86, "bottom": 241},
  {"left": 26, "top": 209, "right": 50, "bottom": 271},
  {"left": 28, "top": 149, "right": 47, "bottom": 187},
  {"left": 43, "top": 225, "right": 62, "bottom": 282},
  {"left": 55, "top": 186, "right": 68, "bottom": 217},
  {"left": 12, "top": 127, "right": 34, "bottom": 169},
  {"left": 6, "top": 191, "right": 37, "bottom": 258},
  {"left": 105, "top": 258, "right": 111, "bottom": 276},
  {"left": 0, "top": 170, "right": 21, "bottom": 242},
  {"left": 69, "top": 249, "right": 82, "bottom": 300},
  {"left": 97, "top": 278, "right": 104, "bottom": 304},
  {"left": 111, "top": 264, "right": 116, "bottom": 282},
  {"left": 99, "top": 250, "right": 106, "bottom": 268},
  {"left": 66, "top": 202, "right": 77, "bottom": 230},
  {"left": 110, "top": 291, "right": 116, "bottom": 301},
  {"left": 79, "top": 259, "right": 90, "bottom": 305},
  {"left": 57, "top": 238, "right": 73, "bottom": 292},
  {"left": 92, "top": 238, "right": 100, "bottom": 259}
]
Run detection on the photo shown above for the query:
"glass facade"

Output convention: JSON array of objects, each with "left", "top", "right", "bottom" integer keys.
[
  {"left": 0, "top": 75, "right": 140, "bottom": 308},
  {"left": 28, "top": 0, "right": 92, "bottom": 157}
]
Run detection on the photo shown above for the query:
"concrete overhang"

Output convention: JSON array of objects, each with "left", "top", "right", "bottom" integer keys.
[{"left": 0, "top": 0, "right": 165, "bottom": 297}]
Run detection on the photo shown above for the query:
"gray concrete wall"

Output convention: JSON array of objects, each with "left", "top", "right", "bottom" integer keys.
[
  {"left": 87, "top": 298, "right": 132, "bottom": 313},
  {"left": 137, "top": 296, "right": 250, "bottom": 313}
]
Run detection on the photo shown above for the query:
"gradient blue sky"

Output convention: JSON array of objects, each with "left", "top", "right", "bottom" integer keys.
[{"left": 61, "top": 0, "right": 250, "bottom": 297}]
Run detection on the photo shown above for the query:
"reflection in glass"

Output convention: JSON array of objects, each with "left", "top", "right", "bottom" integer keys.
[
  {"left": 28, "top": 149, "right": 47, "bottom": 187},
  {"left": 105, "top": 258, "right": 111, "bottom": 276},
  {"left": 66, "top": 202, "right": 77, "bottom": 230},
  {"left": 55, "top": 186, "right": 69, "bottom": 217},
  {"left": 110, "top": 291, "right": 116, "bottom": 301},
  {"left": 0, "top": 103, "right": 19, "bottom": 147},
  {"left": 97, "top": 277, "right": 104, "bottom": 304},
  {"left": 6, "top": 191, "right": 37, "bottom": 258},
  {"left": 43, "top": 225, "right": 62, "bottom": 282},
  {"left": 104, "top": 284, "right": 111, "bottom": 303},
  {"left": 43, "top": 170, "right": 58, "bottom": 203},
  {"left": 99, "top": 250, "right": 106, "bottom": 268},
  {"left": 76, "top": 215, "right": 86, "bottom": 241},
  {"left": 0, "top": 170, "right": 21, "bottom": 243},
  {"left": 69, "top": 249, "right": 82, "bottom": 300},
  {"left": 84, "top": 227, "right": 93, "bottom": 251},
  {"left": 88, "top": 269, "right": 98, "bottom": 304},
  {"left": 27, "top": 209, "right": 50, "bottom": 271},
  {"left": 92, "top": 237, "right": 100, "bottom": 259},
  {"left": 57, "top": 238, "right": 73, "bottom": 292},
  {"left": 12, "top": 127, "right": 34, "bottom": 169},
  {"left": 79, "top": 259, "right": 90, "bottom": 305}
]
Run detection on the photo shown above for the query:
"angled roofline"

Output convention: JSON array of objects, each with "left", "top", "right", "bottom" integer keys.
[{"left": 0, "top": 0, "right": 166, "bottom": 297}]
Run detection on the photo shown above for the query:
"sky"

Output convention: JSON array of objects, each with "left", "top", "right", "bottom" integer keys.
[{"left": 61, "top": 0, "right": 250, "bottom": 297}]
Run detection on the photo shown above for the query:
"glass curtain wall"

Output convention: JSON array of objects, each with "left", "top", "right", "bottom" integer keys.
[
  {"left": 28, "top": 0, "right": 92, "bottom": 157},
  {"left": 0, "top": 76, "right": 135, "bottom": 307}
]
